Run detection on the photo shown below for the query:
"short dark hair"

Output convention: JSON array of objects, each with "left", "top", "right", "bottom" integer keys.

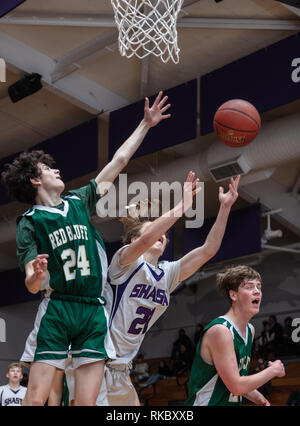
[
  {"left": 1, "top": 150, "right": 55, "bottom": 204},
  {"left": 216, "top": 265, "right": 262, "bottom": 303}
]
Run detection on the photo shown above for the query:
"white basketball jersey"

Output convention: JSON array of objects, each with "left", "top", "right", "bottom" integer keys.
[
  {"left": 104, "top": 246, "right": 181, "bottom": 365},
  {"left": 0, "top": 385, "right": 27, "bottom": 406}
]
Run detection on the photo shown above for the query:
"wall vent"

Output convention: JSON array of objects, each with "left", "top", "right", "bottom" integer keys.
[{"left": 209, "top": 155, "right": 251, "bottom": 182}]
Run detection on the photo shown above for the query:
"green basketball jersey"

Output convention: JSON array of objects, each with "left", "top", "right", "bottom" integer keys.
[
  {"left": 19, "top": 192, "right": 107, "bottom": 299},
  {"left": 185, "top": 316, "right": 253, "bottom": 406}
]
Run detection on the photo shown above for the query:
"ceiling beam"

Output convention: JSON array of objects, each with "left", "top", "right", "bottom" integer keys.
[
  {"left": 178, "top": 17, "right": 300, "bottom": 30},
  {"left": 0, "top": 31, "right": 129, "bottom": 114},
  {"left": 0, "top": 13, "right": 116, "bottom": 28},
  {"left": 279, "top": 2, "right": 300, "bottom": 17},
  {"left": 2, "top": 13, "right": 300, "bottom": 30},
  {"left": 51, "top": 30, "right": 119, "bottom": 83}
]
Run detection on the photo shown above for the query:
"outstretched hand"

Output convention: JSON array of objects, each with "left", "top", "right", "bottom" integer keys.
[
  {"left": 182, "top": 171, "right": 201, "bottom": 214},
  {"left": 144, "top": 91, "right": 171, "bottom": 127},
  {"left": 219, "top": 175, "right": 240, "bottom": 209}
]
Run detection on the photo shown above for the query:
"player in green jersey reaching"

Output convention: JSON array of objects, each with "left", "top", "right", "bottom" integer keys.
[
  {"left": 185, "top": 265, "right": 285, "bottom": 406},
  {"left": 1, "top": 91, "right": 171, "bottom": 406}
]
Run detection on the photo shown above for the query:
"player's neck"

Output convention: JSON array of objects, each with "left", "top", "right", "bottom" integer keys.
[
  {"left": 224, "top": 308, "right": 250, "bottom": 338},
  {"left": 142, "top": 253, "right": 160, "bottom": 267},
  {"left": 9, "top": 381, "right": 21, "bottom": 390},
  {"left": 35, "top": 188, "right": 62, "bottom": 207}
]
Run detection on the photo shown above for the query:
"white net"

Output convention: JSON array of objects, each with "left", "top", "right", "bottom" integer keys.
[{"left": 110, "top": 0, "right": 184, "bottom": 64}]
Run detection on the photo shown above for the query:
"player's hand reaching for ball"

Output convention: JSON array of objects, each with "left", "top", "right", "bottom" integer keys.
[
  {"left": 181, "top": 171, "right": 201, "bottom": 214},
  {"left": 143, "top": 91, "right": 171, "bottom": 128},
  {"left": 219, "top": 175, "right": 240, "bottom": 209}
]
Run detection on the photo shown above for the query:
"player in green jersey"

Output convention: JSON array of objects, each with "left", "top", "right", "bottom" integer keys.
[
  {"left": 1, "top": 91, "right": 171, "bottom": 406},
  {"left": 185, "top": 265, "right": 285, "bottom": 406}
]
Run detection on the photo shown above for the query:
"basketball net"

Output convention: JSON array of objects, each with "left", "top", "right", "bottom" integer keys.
[{"left": 110, "top": 0, "right": 184, "bottom": 64}]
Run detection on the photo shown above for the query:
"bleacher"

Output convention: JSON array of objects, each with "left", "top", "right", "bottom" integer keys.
[
  {"left": 136, "top": 357, "right": 189, "bottom": 406},
  {"left": 268, "top": 360, "right": 300, "bottom": 406}
]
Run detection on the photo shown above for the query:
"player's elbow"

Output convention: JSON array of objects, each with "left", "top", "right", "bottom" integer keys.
[
  {"left": 227, "top": 380, "right": 247, "bottom": 396},
  {"left": 202, "top": 244, "right": 217, "bottom": 260},
  {"left": 227, "top": 384, "right": 241, "bottom": 396}
]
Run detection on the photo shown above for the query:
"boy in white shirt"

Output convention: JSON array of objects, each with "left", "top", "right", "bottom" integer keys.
[{"left": 0, "top": 363, "right": 27, "bottom": 406}]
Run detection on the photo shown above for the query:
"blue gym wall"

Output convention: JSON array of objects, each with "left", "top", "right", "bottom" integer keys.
[
  {"left": 109, "top": 80, "right": 198, "bottom": 160},
  {"left": 0, "top": 118, "right": 98, "bottom": 205},
  {"left": 0, "top": 0, "right": 26, "bottom": 18},
  {"left": 184, "top": 204, "right": 261, "bottom": 264}
]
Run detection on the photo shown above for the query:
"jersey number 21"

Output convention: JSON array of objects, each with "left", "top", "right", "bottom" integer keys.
[{"left": 128, "top": 307, "right": 155, "bottom": 335}]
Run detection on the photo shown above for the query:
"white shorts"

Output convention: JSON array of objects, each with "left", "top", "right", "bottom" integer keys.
[{"left": 98, "top": 362, "right": 138, "bottom": 406}]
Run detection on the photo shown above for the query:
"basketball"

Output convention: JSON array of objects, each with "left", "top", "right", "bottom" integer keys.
[{"left": 213, "top": 99, "right": 261, "bottom": 147}]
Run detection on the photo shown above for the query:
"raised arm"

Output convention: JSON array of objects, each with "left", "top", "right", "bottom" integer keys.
[
  {"left": 178, "top": 175, "right": 240, "bottom": 282},
  {"left": 25, "top": 254, "right": 49, "bottom": 294},
  {"left": 119, "top": 172, "right": 201, "bottom": 266},
  {"left": 206, "top": 325, "right": 285, "bottom": 397},
  {"left": 95, "top": 91, "right": 171, "bottom": 194}
]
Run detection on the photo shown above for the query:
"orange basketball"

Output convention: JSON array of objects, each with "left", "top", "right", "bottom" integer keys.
[{"left": 213, "top": 99, "right": 261, "bottom": 147}]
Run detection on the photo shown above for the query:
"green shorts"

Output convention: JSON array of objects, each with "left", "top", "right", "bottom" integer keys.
[{"left": 34, "top": 296, "right": 108, "bottom": 369}]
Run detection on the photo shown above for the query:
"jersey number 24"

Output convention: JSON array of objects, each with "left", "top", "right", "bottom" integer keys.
[{"left": 61, "top": 245, "right": 90, "bottom": 281}]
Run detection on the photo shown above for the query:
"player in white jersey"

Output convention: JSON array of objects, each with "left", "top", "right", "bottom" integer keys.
[
  {"left": 100, "top": 173, "right": 240, "bottom": 405},
  {"left": 0, "top": 363, "right": 27, "bottom": 406}
]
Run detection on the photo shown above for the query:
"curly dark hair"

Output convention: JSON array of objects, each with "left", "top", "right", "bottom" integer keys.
[
  {"left": 216, "top": 265, "right": 262, "bottom": 304},
  {"left": 1, "top": 150, "right": 55, "bottom": 204}
]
